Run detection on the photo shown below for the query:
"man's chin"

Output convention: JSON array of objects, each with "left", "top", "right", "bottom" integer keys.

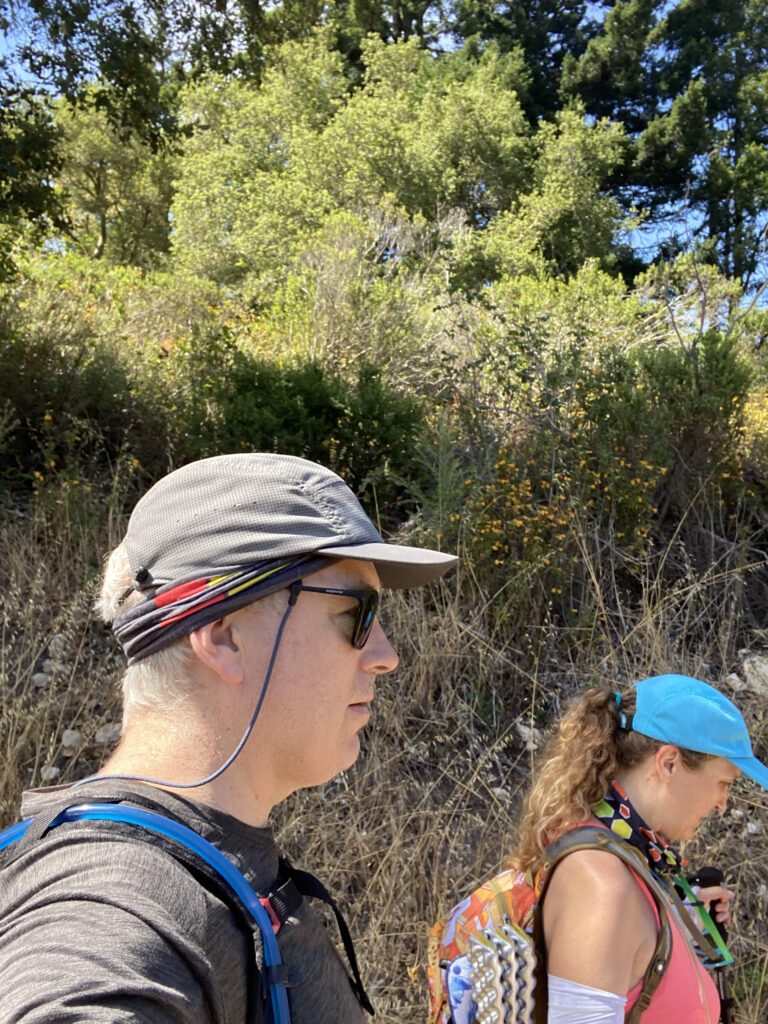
[
  {"left": 311, "top": 738, "right": 362, "bottom": 788},
  {"left": 339, "top": 735, "right": 362, "bottom": 773}
]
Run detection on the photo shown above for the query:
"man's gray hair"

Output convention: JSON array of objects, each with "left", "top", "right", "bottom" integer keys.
[{"left": 97, "top": 543, "right": 194, "bottom": 725}]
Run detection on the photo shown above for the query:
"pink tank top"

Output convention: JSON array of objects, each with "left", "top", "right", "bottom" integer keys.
[{"left": 625, "top": 871, "right": 720, "bottom": 1023}]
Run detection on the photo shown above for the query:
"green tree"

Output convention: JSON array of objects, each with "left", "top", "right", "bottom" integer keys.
[
  {"left": 641, "top": 0, "right": 768, "bottom": 289},
  {"left": 316, "top": 37, "right": 530, "bottom": 221},
  {"left": 14, "top": 0, "right": 177, "bottom": 147},
  {"left": 1, "top": 0, "right": 175, "bottom": 275},
  {"left": 564, "top": 0, "right": 768, "bottom": 292},
  {"left": 0, "top": 0, "right": 336, "bottom": 272},
  {"left": 338, "top": 0, "right": 446, "bottom": 59},
  {"left": 459, "top": 107, "right": 630, "bottom": 283},
  {"left": 171, "top": 33, "right": 641, "bottom": 297},
  {"left": 171, "top": 33, "right": 349, "bottom": 287},
  {"left": 171, "top": 35, "right": 533, "bottom": 292},
  {"left": 54, "top": 99, "right": 175, "bottom": 266},
  {"left": 0, "top": 78, "right": 62, "bottom": 279},
  {"left": 560, "top": 0, "right": 661, "bottom": 135},
  {"left": 450, "top": 0, "right": 604, "bottom": 121}
]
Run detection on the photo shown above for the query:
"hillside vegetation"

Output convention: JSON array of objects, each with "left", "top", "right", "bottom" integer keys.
[{"left": 2, "top": 3, "right": 768, "bottom": 1019}]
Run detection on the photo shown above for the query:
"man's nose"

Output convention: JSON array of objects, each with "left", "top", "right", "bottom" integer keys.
[{"left": 362, "top": 618, "right": 399, "bottom": 673}]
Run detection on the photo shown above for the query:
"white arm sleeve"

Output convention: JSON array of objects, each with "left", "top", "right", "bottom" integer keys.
[{"left": 547, "top": 974, "right": 627, "bottom": 1024}]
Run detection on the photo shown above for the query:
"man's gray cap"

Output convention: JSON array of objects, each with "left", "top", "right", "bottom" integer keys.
[{"left": 124, "top": 453, "right": 458, "bottom": 590}]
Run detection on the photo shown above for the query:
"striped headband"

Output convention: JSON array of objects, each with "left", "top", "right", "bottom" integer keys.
[{"left": 112, "top": 554, "right": 329, "bottom": 663}]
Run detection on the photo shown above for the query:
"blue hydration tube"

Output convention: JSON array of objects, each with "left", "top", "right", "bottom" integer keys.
[{"left": 0, "top": 804, "right": 291, "bottom": 1024}]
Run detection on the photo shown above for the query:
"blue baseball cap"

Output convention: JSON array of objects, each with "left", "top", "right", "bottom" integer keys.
[{"left": 628, "top": 674, "right": 768, "bottom": 789}]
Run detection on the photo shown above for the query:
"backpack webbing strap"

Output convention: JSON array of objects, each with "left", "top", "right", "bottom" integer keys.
[
  {"left": 277, "top": 858, "right": 374, "bottom": 1016},
  {"left": 3, "top": 804, "right": 68, "bottom": 859},
  {"left": 533, "top": 826, "right": 676, "bottom": 1024},
  {"left": 576, "top": 830, "right": 724, "bottom": 967}
]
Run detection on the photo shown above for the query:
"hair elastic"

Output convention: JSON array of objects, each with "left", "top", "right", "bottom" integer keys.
[{"left": 615, "top": 691, "right": 632, "bottom": 731}]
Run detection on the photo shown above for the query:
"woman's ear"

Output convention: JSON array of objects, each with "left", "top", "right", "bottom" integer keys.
[
  {"left": 654, "top": 743, "right": 681, "bottom": 781},
  {"left": 189, "top": 615, "right": 245, "bottom": 685}
]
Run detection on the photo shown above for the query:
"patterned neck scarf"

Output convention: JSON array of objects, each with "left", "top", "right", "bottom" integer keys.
[{"left": 593, "top": 780, "right": 683, "bottom": 874}]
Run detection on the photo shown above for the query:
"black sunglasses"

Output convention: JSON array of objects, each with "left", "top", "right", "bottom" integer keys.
[{"left": 288, "top": 580, "right": 380, "bottom": 649}]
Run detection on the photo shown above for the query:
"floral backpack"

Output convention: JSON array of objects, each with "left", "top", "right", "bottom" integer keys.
[{"left": 426, "top": 825, "right": 680, "bottom": 1024}]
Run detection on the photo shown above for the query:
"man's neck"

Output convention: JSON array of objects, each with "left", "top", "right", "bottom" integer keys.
[{"left": 100, "top": 716, "right": 276, "bottom": 827}]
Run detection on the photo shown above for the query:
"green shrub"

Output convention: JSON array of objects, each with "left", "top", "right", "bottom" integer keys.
[
  {"left": 0, "top": 255, "right": 426, "bottom": 526},
  {"left": 0, "top": 292, "right": 169, "bottom": 490},
  {"left": 162, "top": 326, "right": 425, "bottom": 523},
  {"left": 415, "top": 277, "right": 767, "bottom": 640},
  {"left": 636, "top": 329, "right": 754, "bottom": 514}
]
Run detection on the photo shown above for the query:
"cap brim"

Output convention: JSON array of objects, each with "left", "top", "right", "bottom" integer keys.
[
  {"left": 316, "top": 542, "right": 458, "bottom": 588},
  {"left": 731, "top": 755, "right": 768, "bottom": 790}
]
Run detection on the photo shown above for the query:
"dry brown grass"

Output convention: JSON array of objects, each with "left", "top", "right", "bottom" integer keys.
[
  {"left": 2, "top": 488, "right": 768, "bottom": 1022},
  {"left": 0, "top": 483, "right": 127, "bottom": 820}
]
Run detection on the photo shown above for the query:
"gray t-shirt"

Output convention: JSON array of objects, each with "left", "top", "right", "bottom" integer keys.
[{"left": 0, "top": 779, "right": 368, "bottom": 1024}]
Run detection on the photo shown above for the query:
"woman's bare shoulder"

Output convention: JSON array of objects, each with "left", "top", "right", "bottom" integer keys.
[
  {"left": 546, "top": 845, "right": 643, "bottom": 900},
  {"left": 542, "top": 847, "right": 658, "bottom": 992}
]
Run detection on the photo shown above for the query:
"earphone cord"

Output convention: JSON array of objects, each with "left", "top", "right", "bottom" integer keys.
[{"left": 71, "top": 597, "right": 296, "bottom": 791}]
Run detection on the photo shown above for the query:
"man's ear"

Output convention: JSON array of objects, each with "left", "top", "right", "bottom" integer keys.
[
  {"left": 654, "top": 743, "right": 681, "bottom": 781},
  {"left": 189, "top": 615, "right": 245, "bottom": 685}
]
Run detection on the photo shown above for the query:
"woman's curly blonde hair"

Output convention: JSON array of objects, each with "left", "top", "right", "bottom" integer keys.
[{"left": 513, "top": 686, "right": 710, "bottom": 872}]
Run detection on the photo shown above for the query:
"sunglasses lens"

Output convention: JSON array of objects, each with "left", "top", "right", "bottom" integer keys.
[{"left": 352, "top": 590, "right": 380, "bottom": 649}]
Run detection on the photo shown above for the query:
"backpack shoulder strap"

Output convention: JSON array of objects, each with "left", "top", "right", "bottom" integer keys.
[
  {"left": 0, "top": 800, "right": 290, "bottom": 1024},
  {"left": 277, "top": 857, "right": 374, "bottom": 1015},
  {"left": 534, "top": 826, "right": 674, "bottom": 1024}
]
